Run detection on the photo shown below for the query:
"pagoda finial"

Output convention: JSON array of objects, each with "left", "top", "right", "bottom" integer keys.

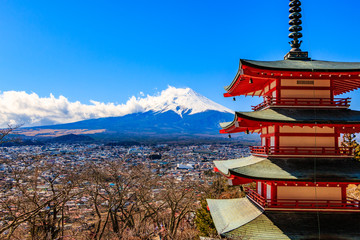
[
  {"left": 284, "top": 0, "right": 310, "bottom": 60},
  {"left": 288, "top": 0, "right": 303, "bottom": 51}
]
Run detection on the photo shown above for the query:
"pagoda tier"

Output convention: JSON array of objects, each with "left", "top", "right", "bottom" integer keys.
[
  {"left": 221, "top": 108, "right": 360, "bottom": 158},
  {"left": 213, "top": 156, "right": 360, "bottom": 211},
  {"left": 214, "top": 156, "right": 360, "bottom": 183},
  {"left": 224, "top": 59, "right": 360, "bottom": 98},
  {"left": 221, "top": 108, "right": 360, "bottom": 134}
]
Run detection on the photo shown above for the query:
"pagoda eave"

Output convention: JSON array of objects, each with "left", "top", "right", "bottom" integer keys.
[
  {"left": 217, "top": 171, "right": 359, "bottom": 187},
  {"left": 221, "top": 108, "right": 360, "bottom": 134},
  {"left": 240, "top": 59, "right": 360, "bottom": 73},
  {"left": 224, "top": 59, "right": 360, "bottom": 97},
  {"left": 221, "top": 120, "right": 360, "bottom": 135},
  {"left": 207, "top": 198, "right": 360, "bottom": 239},
  {"left": 224, "top": 75, "right": 274, "bottom": 97},
  {"left": 214, "top": 157, "right": 360, "bottom": 183},
  {"left": 226, "top": 171, "right": 360, "bottom": 185}
]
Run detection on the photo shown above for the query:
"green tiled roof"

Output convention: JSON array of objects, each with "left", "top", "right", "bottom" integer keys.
[
  {"left": 220, "top": 121, "right": 232, "bottom": 128},
  {"left": 214, "top": 155, "right": 264, "bottom": 176},
  {"left": 214, "top": 157, "right": 360, "bottom": 182},
  {"left": 206, "top": 198, "right": 263, "bottom": 234},
  {"left": 221, "top": 108, "right": 360, "bottom": 129},
  {"left": 224, "top": 214, "right": 290, "bottom": 240},
  {"left": 239, "top": 108, "right": 360, "bottom": 124},
  {"left": 241, "top": 59, "right": 360, "bottom": 72},
  {"left": 224, "top": 210, "right": 360, "bottom": 240}
]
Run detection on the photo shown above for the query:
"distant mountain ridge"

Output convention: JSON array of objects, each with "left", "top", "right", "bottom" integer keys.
[
  {"left": 49, "top": 134, "right": 94, "bottom": 143},
  {"left": 18, "top": 110, "right": 235, "bottom": 140}
]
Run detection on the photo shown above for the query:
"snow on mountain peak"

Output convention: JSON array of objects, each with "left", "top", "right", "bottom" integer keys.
[{"left": 137, "top": 86, "right": 234, "bottom": 116}]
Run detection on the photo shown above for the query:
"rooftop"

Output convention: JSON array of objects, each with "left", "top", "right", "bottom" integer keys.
[
  {"left": 240, "top": 59, "right": 360, "bottom": 72},
  {"left": 224, "top": 59, "right": 360, "bottom": 97},
  {"left": 208, "top": 197, "right": 360, "bottom": 239},
  {"left": 220, "top": 108, "right": 360, "bottom": 133},
  {"left": 214, "top": 156, "right": 360, "bottom": 182},
  {"left": 225, "top": 209, "right": 360, "bottom": 240}
]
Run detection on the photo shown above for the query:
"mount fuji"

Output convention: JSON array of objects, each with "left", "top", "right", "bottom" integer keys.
[{"left": 16, "top": 87, "right": 238, "bottom": 141}]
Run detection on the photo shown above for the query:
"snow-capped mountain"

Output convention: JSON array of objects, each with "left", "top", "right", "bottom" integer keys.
[
  {"left": 16, "top": 87, "right": 239, "bottom": 140},
  {"left": 0, "top": 86, "right": 233, "bottom": 128}
]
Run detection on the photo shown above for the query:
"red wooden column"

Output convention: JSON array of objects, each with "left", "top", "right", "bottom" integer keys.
[
  {"left": 262, "top": 182, "right": 266, "bottom": 198},
  {"left": 330, "top": 78, "right": 334, "bottom": 101},
  {"left": 341, "top": 185, "right": 347, "bottom": 201},
  {"left": 274, "top": 125, "right": 280, "bottom": 153},
  {"left": 271, "top": 182, "right": 277, "bottom": 205},
  {"left": 276, "top": 78, "right": 281, "bottom": 104}
]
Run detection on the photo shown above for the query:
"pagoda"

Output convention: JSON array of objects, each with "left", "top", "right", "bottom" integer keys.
[{"left": 207, "top": 1, "right": 360, "bottom": 239}]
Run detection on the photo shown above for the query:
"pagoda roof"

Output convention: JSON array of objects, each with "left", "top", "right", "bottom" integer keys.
[
  {"left": 224, "top": 59, "right": 360, "bottom": 97},
  {"left": 214, "top": 156, "right": 360, "bottom": 182},
  {"left": 221, "top": 108, "right": 360, "bottom": 133},
  {"left": 222, "top": 208, "right": 360, "bottom": 239},
  {"left": 240, "top": 59, "right": 360, "bottom": 72},
  {"left": 206, "top": 198, "right": 263, "bottom": 234}
]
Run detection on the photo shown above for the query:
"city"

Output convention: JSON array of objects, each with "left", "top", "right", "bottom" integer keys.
[{"left": 0, "top": 142, "right": 249, "bottom": 239}]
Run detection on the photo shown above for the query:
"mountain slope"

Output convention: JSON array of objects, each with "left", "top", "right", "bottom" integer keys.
[{"left": 25, "top": 110, "right": 234, "bottom": 138}]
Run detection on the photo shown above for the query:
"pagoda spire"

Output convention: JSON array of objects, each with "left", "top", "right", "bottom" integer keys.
[
  {"left": 284, "top": 0, "right": 310, "bottom": 60},
  {"left": 288, "top": 0, "right": 303, "bottom": 51}
]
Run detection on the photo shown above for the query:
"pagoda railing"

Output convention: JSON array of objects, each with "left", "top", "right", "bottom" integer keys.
[
  {"left": 251, "top": 97, "right": 351, "bottom": 111},
  {"left": 247, "top": 188, "right": 266, "bottom": 207},
  {"left": 250, "top": 146, "right": 353, "bottom": 157},
  {"left": 247, "top": 189, "right": 360, "bottom": 210}
]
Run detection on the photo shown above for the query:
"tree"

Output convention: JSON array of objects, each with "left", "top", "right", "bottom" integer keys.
[
  {"left": 194, "top": 199, "right": 217, "bottom": 237},
  {"left": 157, "top": 177, "right": 198, "bottom": 240},
  {"left": 341, "top": 133, "right": 360, "bottom": 160},
  {"left": 194, "top": 173, "right": 244, "bottom": 238},
  {"left": 0, "top": 125, "right": 16, "bottom": 144},
  {"left": 83, "top": 160, "right": 159, "bottom": 240},
  {"left": 0, "top": 155, "right": 80, "bottom": 240}
]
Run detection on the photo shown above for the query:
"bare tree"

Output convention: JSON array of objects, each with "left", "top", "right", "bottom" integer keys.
[
  {"left": 0, "top": 156, "right": 80, "bottom": 239},
  {"left": 156, "top": 177, "right": 198, "bottom": 240}
]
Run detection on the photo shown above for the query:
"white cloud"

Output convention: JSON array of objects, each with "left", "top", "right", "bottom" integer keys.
[{"left": 0, "top": 86, "right": 232, "bottom": 128}]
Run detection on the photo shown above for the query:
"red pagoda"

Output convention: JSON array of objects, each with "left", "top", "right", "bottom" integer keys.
[{"left": 207, "top": 1, "right": 360, "bottom": 239}]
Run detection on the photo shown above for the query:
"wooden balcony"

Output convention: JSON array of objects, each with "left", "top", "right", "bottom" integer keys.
[
  {"left": 250, "top": 146, "right": 354, "bottom": 157},
  {"left": 247, "top": 189, "right": 360, "bottom": 211},
  {"left": 252, "top": 97, "right": 351, "bottom": 111}
]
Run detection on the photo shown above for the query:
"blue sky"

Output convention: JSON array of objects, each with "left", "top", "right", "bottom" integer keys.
[{"left": 1, "top": 0, "right": 360, "bottom": 112}]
